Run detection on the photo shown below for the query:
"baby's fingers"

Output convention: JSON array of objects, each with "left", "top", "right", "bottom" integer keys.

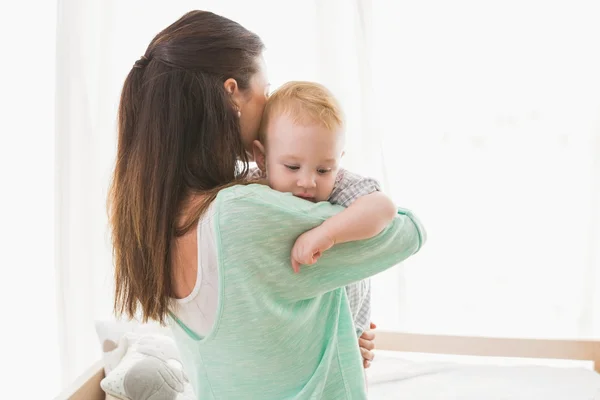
[
  {"left": 291, "top": 242, "right": 303, "bottom": 273},
  {"left": 291, "top": 257, "right": 301, "bottom": 274}
]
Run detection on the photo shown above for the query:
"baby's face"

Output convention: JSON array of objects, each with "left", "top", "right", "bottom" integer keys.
[{"left": 259, "top": 113, "right": 344, "bottom": 202}]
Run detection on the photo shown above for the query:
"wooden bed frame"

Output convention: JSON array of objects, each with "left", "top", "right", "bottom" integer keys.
[
  {"left": 375, "top": 331, "right": 600, "bottom": 373},
  {"left": 55, "top": 330, "right": 600, "bottom": 399}
]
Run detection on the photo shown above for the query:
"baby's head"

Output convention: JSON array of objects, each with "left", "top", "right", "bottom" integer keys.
[{"left": 253, "top": 81, "right": 345, "bottom": 202}]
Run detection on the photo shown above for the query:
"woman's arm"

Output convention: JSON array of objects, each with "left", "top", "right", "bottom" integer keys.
[{"left": 215, "top": 184, "right": 425, "bottom": 302}]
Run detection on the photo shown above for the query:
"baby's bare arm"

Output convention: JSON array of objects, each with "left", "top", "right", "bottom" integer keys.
[
  {"left": 291, "top": 169, "right": 397, "bottom": 270},
  {"left": 319, "top": 191, "right": 397, "bottom": 245},
  {"left": 290, "top": 192, "right": 397, "bottom": 271}
]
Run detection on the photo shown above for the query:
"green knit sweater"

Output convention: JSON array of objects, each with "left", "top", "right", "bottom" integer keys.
[{"left": 170, "top": 184, "right": 426, "bottom": 399}]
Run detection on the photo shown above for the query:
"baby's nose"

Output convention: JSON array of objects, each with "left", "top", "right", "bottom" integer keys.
[{"left": 298, "top": 174, "right": 317, "bottom": 189}]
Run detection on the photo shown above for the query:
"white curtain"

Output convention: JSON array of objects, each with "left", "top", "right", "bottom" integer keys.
[
  {"left": 369, "top": 0, "right": 600, "bottom": 340},
  {"left": 5, "top": 0, "right": 598, "bottom": 395},
  {"left": 1, "top": 0, "right": 60, "bottom": 396}
]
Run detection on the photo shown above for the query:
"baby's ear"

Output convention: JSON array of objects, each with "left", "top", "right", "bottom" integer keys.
[{"left": 253, "top": 140, "right": 267, "bottom": 171}]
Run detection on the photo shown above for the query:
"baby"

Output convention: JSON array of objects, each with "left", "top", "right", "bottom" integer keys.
[{"left": 249, "top": 81, "right": 397, "bottom": 337}]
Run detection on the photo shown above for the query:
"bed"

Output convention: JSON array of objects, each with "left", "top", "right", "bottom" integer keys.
[
  {"left": 55, "top": 330, "right": 600, "bottom": 399},
  {"left": 368, "top": 331, "right": 600, "bottom": 399}
]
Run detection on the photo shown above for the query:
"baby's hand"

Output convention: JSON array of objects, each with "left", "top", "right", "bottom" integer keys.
[{"left": 291, "top": 226, "right": 335, "bottom": 273}]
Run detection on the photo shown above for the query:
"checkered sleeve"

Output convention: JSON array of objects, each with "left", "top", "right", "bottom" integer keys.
[
  {"left": 345, "top": 280, "right": 372, "bottom": 337},
  {"left": 329, "top": 169, "right": 378, "bottom": 337},
  {"left": 328, "top": 169, "right": 382, "bottom": 207}
]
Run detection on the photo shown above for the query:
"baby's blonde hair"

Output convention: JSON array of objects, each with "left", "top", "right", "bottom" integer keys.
[{"left": 259, "top": 81, "right": 345, "bottom": 143}]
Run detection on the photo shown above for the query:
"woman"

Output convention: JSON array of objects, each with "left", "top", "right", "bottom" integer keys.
[{"left": 109, "top": 10, "right": 425, "bottom": 399}]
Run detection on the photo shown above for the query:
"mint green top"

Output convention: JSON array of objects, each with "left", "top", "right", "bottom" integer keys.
[{"left": 170, "top": 184, "right": 426, "bottom": 399}]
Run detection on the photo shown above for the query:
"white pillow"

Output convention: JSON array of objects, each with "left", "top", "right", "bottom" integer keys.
[
  {"left": 100, "top": 333, "right": 194, "bottom": 400},
  {"left": 94, "top": 319, "right": 173, "bottom": 375}
]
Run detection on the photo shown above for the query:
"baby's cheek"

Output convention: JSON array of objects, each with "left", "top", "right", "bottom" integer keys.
[
  {"left": 320, "top": 180, "right": 337, "bottom": 201},
  {"left": 267, "top": 172, "right": 289, "bottom": 192}
]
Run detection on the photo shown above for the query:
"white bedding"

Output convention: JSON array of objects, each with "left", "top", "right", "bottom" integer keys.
[{"left": 366, "top": 353, "right": 600, "bottom": 399}]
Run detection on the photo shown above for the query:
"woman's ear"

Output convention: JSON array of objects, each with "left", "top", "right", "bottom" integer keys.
[
  {"left": 223, "top": 78, "right": 238, "bottom": 95},
  {"left": 224, "top": 78, "right": 243, "bottom": 109},
  {"left": 253, "top": 140, "right": 267, "bottom": 171}
]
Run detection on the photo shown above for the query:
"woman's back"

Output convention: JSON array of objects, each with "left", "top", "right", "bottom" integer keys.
[{"left": 170, "top": 184, "right": 425, "bottom": 399}]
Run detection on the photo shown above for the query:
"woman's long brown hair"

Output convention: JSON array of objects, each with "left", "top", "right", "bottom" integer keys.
[{"left": 108, "top": 10, "right": 264, "bottom": 323}]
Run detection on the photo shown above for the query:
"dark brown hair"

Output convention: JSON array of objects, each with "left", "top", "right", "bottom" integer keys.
[{"left": 108, "top": 10, "right": 264, "bottom": 323}]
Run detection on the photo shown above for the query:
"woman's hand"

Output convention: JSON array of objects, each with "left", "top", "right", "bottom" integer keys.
[{"left": 359, "top": 322, "right": 377, "bottom": 368}]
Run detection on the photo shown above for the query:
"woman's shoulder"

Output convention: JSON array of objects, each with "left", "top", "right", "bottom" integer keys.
[
  {"left": 215, "top": 184, "right": 294, "bottom": 209},
  {"left": 216, "top": 183, "right": 270, "bottom": 200},
  {"left": 213, "top": 184, "right": 342, "bottom": 221}
]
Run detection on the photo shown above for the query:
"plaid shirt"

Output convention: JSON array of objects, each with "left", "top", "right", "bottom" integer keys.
[{"left": 248, "top": 167, "right": 380, "bottom": 336}]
